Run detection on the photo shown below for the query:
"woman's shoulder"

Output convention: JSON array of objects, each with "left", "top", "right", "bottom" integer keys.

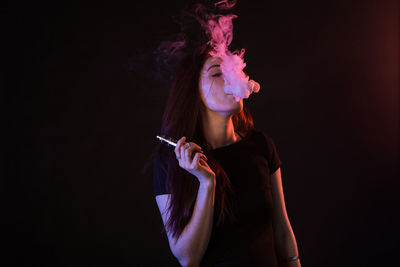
[
  {"left": 247, "top": 127, "right": 271, "bottom": 140},
  {"left": 246, "top": 127, "right": 278, "bottom": 148}
]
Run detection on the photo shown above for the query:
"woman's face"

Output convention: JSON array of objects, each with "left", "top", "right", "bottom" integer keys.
[{"left": 199, "top": 56, "right": 243, "bottom": 115}]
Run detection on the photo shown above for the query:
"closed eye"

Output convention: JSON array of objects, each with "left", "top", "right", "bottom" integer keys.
[{"left": 211, "top": 72, "right": 222, "bottom": 78}]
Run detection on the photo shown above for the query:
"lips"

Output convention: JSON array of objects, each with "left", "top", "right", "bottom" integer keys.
[{"left": 226, "top": 93, "right": 241, "bottom": 102}]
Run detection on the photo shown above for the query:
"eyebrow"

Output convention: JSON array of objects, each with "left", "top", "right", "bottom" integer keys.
[{"left": 207, "top": 64, "right": 221, "bottom": 72}]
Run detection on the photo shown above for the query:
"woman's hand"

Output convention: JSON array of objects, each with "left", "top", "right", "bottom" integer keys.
[{"left": 174, "top": 136, "right": 216, "bottom": 185}]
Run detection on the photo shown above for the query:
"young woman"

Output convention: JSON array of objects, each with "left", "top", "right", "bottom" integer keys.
[{"left": 153, "top": 44, "right": 301, "bottom": 267}]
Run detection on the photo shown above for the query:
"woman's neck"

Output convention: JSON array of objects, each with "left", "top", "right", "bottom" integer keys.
[{"left": 202, "top": 110, "right": 239, "bottom": 149}]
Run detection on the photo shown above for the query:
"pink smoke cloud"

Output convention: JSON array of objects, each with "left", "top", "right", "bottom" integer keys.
[{"left": 199, "top": 0, "right": 260, "bottom": 101}]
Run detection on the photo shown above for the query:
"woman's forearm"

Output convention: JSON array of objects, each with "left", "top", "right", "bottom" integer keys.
[
  {"left": 275, "top": 227, "right": 301, "bottom": 267},
  {"left": 173, "top": 181, "right": 216, "bottom": 267}
]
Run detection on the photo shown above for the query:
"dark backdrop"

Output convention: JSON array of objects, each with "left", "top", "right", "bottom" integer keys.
[{"left": 4, "top": 0, "right": 399, "bottom": 266}]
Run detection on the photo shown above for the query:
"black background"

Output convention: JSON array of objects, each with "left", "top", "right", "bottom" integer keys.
[{"left": 4, "top": 0, "right": 399, "bottom": 266}]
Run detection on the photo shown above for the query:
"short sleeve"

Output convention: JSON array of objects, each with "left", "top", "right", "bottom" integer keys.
[
  {"left": 267, "top": 136, "right": 282, "bottom": 175},
  {"left": 255, "top": 129, "right": 283, "bottom": 175},
  {"left": 153, "top": 154, "right": 170, "bottom": 197}
]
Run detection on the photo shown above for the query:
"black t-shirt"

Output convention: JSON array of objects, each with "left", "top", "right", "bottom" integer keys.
[{"left": 153, "top": 128, "right": 282, "bottom": 266}]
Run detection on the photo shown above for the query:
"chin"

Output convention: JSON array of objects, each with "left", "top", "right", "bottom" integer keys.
[{"left": 211, "top": 99, "right": 243, "bottom": 115}]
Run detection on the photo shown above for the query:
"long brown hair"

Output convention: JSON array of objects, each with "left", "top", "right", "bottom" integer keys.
[{"left": 154, "top": 44, "right": 254, "bottom": 239}]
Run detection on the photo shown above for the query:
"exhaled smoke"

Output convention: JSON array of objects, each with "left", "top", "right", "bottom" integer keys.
[
  {"left": 154, "top": 0, "right": 260, "bottom": 100},
  {"left": 198, "top": 0, "right": 260, "bottom": 101}
]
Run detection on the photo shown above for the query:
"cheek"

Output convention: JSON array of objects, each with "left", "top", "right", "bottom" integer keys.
[
  {"left": 213, "top": 78, "right": 225, "bottom": 91},
  {"left": 200, "top": 79, "right": 214, "bottom": 100},
  {"left": 202, "top": 80, "right": 224, "bottom": 105},
  {"left": 201, "top": 77, "right": 238, "bottom": 110},
  {"left": 212, "top": 79, "right": 229, "bottom": 101}
]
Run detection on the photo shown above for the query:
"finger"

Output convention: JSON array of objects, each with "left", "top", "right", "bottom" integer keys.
[
  {"left": 174, "top": 138, "right": 182, "bottom": 156},
  {"left": 199, "top": 153, "right": 208, "bottom": 161},
  {"left": 188, "top": 142, "right": 204, "bottom": 154},
  {"left": 189, "top": 142, "right": 202, "bottom": 151},
  {"left": 181, "top": 143, "right": 188, "bottom": 167},
  {"left": 175, "top": 136, "right": 186, "bottom": 159},
  {"left": 185, "top": 143, "right": 200, "bottom": 159},
  {"left": 184, "top": 143, "right": 192, "bottom": 165},
  {"left": 190, "top": 152, "right": 201, "bottom": 169},
  {"left": 176, "top": 136, "right": 186, "bottom": 150},
  {"left": 198, "top": 157, "right": 207, "bottom": 167}
]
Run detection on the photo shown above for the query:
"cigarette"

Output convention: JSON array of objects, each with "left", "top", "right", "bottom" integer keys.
[
  {"left": 156, "top": 135, "right": 177, "bottom": 147},
  {"left": 156, "top": 135, "right": 204, "bottom": 154}
]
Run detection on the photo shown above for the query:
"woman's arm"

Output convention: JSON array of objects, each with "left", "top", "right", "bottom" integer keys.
[
  {"left": 155, "top": 180, "right": 215, "bottom": 267},
  {"left": 155, "top": 137, "right": 217, "bottom": 266},
  {"left": 270, "top": 168, "right": 301, "bottom": 267}
]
